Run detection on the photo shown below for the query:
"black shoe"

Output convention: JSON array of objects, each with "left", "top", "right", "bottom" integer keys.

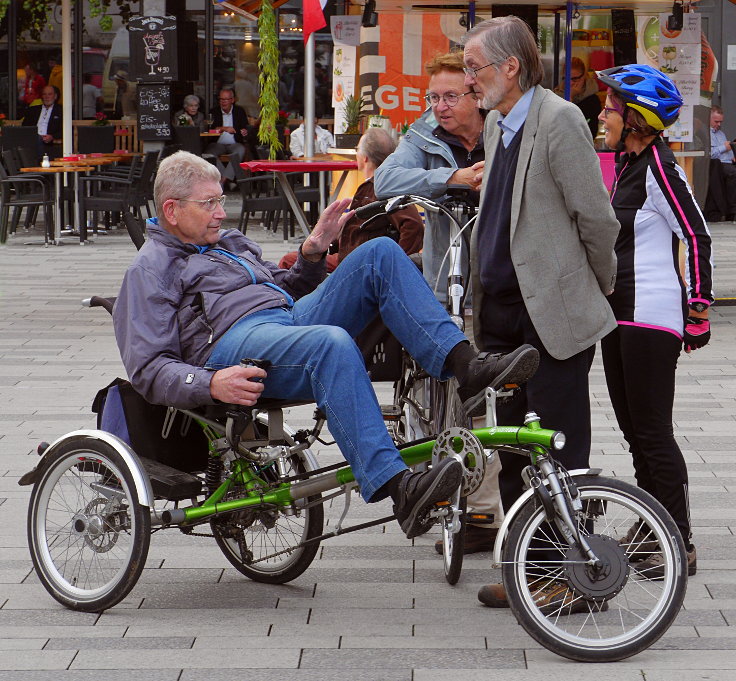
[
  {"left": 435, "top": 524, "right": 497, "bottom": 555},
  {"left": 393, "top": 458, "right": 463, "bottom": 539},
  {"left": 457, "top": 345, "right": 539, "bottom": 415}
]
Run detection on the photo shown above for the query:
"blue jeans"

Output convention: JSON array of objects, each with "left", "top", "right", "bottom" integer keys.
[{"left": 205, "top": 238, "right": 466, "bottom": 501}]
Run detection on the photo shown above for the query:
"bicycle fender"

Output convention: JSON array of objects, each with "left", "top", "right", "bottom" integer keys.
[
  {"left": 492, "top": 467, "right": 601, "bottom": 567},
  {"left": 30, "top": 429, "right": 155, "bottom": 509}
]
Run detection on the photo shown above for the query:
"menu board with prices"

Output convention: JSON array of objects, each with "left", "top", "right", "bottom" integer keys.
[{"left": 137, "top": 84, "right": 171, "bottom": 140}]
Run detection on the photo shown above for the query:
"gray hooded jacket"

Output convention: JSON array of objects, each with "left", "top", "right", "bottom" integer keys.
[{"left": 112, "top": 219, "right": 326, "bottom": 409}]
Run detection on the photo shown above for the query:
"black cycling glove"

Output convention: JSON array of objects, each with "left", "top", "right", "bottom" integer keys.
[{"left": 683, "top": 317, "right": 710, "bottom": 352}]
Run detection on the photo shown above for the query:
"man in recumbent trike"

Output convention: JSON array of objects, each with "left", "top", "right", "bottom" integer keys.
[{"left": 112, "top": 151, "right": 539, "bottom": 539}]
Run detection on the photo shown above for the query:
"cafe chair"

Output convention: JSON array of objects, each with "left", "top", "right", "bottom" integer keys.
[
  {"left": 122, "top": 210, "right": 147, "bottom": 250},
  {"left": 235, "top": 174, "right": 286, "bottom": 234},
  {"left": 0, "top": 162, "right": 55, "bottom": 244},
  {"left": 172, "top": 126, "right": 219, "bottom": 168},
  {"left": 79, "top": 150, "right": 158, "bottom": 234},
  {"left": 77, "top": 126, "right": 116, "bottom": 154},
  {"left": 1, "top": 126, "right": 41, "bottom": 164},
  {"left": 282, "top": 171, "right": 320, "bottom": 239}
]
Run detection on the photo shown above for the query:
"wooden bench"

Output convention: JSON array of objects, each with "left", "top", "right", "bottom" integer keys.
[{"left": 1, "top": 120, "right": 142, "bottom": 154}]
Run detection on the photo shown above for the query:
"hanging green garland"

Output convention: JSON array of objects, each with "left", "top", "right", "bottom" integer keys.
[{"left": 257, "top": 0, "right": 282, "bottom": 160}]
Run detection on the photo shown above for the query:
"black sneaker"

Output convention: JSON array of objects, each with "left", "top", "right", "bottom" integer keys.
[
  {"left": 457, "top": 345, "right": 539, "bottom": 415},
  {"left": 393, "top": 458, "right": 463, "bottom": 539}
]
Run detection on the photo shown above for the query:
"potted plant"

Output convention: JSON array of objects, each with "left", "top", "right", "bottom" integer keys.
[{"left": 335, "top": 95, "right": 365, "bottom": 149}]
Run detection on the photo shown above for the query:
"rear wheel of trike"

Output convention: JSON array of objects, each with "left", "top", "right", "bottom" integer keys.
[
  {"left": 502, "top": 475, "right": 687, "bottom": 662},
  {"left": 211, "top": 420, "right": 324, "bottom": 584},
  {"left": 28, "top": 436, "right": 151, "bottom": 612}
]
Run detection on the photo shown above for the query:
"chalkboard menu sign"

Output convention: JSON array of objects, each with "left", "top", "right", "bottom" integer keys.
[
  {"left": 128, "top": 15, "right": 178, "bottom": 83},
  {"left": 138, "top": 84, "right": 171, "bottom": 140}
]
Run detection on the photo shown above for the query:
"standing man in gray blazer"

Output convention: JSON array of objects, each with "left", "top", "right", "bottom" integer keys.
[{"left": 462, "top": 17, "right": 620, "bottom": 610}]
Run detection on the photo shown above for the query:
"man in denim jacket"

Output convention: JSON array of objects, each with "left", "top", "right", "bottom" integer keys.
[
  {"left": 374, "top": 50, "right": 485, "bottom": 302},
  {"left": 112, "top": 151, "right": 538, "bottom": 539}
]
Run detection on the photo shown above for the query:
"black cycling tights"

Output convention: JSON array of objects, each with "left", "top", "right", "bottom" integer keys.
[{"left": 601, "top": 324, "right": 691, "bottom": 547}]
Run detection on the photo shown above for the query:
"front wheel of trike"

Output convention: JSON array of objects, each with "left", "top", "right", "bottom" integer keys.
[
  {"left": 502, "top": 475, "right": 687, "bottom": 662},
  {"left": 27, "top": 436, "right": 151, "bottom": 612}
]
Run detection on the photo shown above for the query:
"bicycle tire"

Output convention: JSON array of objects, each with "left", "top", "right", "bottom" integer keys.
[
  {"left": 27, "top": 436, "right": 151, "bottom": 612},
  {"left": 393, "top": 354, "right": 433, "bottom": 445},
  {"left": 502, "top": 475, "right": 687, "bottom": 662},
  {"left": 211, "top": 419, "right": 324, "bottom": 584},
  {"left": 442, "top": 494, "right": 466, "bottom": 585}
]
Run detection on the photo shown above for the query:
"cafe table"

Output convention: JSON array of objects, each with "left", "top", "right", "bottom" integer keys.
[
  {"left": 21, "top": 165, "right": 95, "bottom": 244},
  {"left": 241, "top": 160, "right": 358, "bottom": 238}
]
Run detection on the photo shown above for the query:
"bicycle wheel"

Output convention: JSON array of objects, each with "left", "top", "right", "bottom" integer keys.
[
  {"left": 502, "top": 475, "right": 687, "bottom": 662},
  {"left": 392, "top": 354, "right": 433, "bottom": 445},
  {"left": 431, "top": 376, "right": 471, "bottom": 432},
  {"left": 433, "top": 380, "right": 472, "bottom": 580},
  {"left": 211, "top": 421, "right": 324, "bottom": 584},
  {"left": 28, "top": 436, "right": 151, "bottom": 612},
  {"left": 441, "top": 493, "right": 466, "bottom": 585}
]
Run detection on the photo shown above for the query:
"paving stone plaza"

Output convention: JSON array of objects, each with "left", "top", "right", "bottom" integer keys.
[{"left": 2, "top": 206, "right": 736, "bottom": 680}]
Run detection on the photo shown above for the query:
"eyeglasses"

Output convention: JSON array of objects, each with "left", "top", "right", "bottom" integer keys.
[
  {"left": 218, "top": 98, "right": 233, "bottom": 102},
  {"left": 462, "top": 59, "right": 506, "bottom": 79},
  {"left": 177, "top": 195, "right": 227, "bottom": 212},
  {"left": 424, "top": 91, "right": 475, "bottom": 107},
  {"left": 602, "top": 106, "right": 624, "bottom": 118},
  {"left": 567, "top": 73, "right": 585, "bottom": 82}
]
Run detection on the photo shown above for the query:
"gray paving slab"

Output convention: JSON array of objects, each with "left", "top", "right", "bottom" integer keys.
[
  {"left": 2, "top": 217, "right": 736, "bottom": 678},
  {"left": 0, "top": 674, "right": 180, "bottom": 681}
]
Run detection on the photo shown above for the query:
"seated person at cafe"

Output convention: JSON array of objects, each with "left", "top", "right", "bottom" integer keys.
[
  {"left": 21, "top": 85, "right": 62, "bottom": 161},
  {"left": 278, "top": 128, "right": 424, "bottom": 271},
  {"left": 289, "top": 121, "right": 335, "bottom": 158},
  {"left": 112, "top": 151, "right": 539, "bottom": 539},
  {"left": 205, "top": 88, "right": 255, "bottom": 185},
  {"left": 175, "top": 94, "right": 206, "bottom": 130}
]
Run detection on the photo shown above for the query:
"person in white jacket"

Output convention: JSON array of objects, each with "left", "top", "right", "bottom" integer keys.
[{"left": 289, "top": 122, "right": 335, "bottom": 158}]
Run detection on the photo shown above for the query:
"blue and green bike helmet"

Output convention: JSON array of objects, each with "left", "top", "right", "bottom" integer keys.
[{"left": 597, "top": 64, "right": 683, "bottom": 130}]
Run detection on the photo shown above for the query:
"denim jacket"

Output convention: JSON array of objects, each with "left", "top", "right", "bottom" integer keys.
[
  {"left": 112, "top": 219, "right": 326, "bottom": 409},
  {"left": 374, "top": 109, "right": 474, "bottom": 301}
]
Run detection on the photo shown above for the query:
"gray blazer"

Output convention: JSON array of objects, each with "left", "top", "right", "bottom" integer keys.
[{"left": 471, "top": 85, "right": 620, "bottom": 360}]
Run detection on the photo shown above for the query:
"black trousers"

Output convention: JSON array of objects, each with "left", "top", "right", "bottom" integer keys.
[
  {"left": 479, "top": 296, "right": 595, "bottom": 513},
  {"left": 601, "top": 324, "right": 691, "bottom": 546},
  {"left": 706, "top": 159, "right": 736, "bottom": 219}
]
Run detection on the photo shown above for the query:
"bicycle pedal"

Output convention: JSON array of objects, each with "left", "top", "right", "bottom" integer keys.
[
  {"left": 380, "top": 404, "right": 402, "bottom": 421},
  {"left": 467, "top": 513, "right": 495, "bottom": 525}
]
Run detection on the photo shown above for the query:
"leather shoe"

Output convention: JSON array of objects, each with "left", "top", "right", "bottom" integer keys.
[
  {"left": 435, "top": 524, "right": 497, "bottom": 555},
  {"left": 393, "top": 458, "right": 463, "bottom": 539},
  {"left": 457, "top": 345, "right": 539, "bottom": 415},
  {"left": 478, "top": 580, "right": 609, "bottom": 615}
]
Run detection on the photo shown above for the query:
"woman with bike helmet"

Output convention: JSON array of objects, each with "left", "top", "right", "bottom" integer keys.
[{"left": 596, "top": 64, "right": 713, "bottom": 577}]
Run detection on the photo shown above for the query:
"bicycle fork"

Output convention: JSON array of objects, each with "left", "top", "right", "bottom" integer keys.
[{"left": 526, "top": 456, "right": 604, "bottom": 570}]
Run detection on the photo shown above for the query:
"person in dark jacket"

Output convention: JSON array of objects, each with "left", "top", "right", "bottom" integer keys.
[
  {"left": 112, "top": 151, "right": 538, "bottom": 540},
  {"left": 554, "top": 57, "right": 602, "bottom": 140},
  {"left": 278, "top": 127, "right": 424, "bottom": 270},
  {"left": 205, "top": 88, "right": 256, "bottom": 183},
  {"left": 21, "top": 85, "right": 63, "bottom": 161}
]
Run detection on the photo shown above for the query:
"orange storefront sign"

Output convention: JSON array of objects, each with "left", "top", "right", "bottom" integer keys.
[{"left": 359, "top": 14, "right": 451, "bottom": 128}]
